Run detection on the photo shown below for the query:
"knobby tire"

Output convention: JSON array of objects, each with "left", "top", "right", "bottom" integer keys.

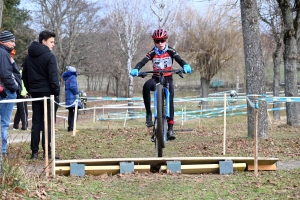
[{"left": 156, "top": 84, "right": 165, "bottom": 157}]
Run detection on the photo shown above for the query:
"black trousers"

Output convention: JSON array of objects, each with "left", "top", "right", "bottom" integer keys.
[
  {"left": 142, "top": 76, "right": 174, "bottom": 122},
  {"left": 30, "top": 96, "right": 59, "bottom": 153},
  {"left": 13, "top": 100, "right": 28, "bottom": 130},
  {"left": 67, "top": 107, "right": 78, "bottom": 131}
]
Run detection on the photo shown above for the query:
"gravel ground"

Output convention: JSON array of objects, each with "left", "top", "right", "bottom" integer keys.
[{"left": 277, "top": 160, "right": 300, "bottom": 170}]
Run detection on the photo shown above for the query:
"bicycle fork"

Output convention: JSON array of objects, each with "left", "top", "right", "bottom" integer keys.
[{"left": 154, "top": 87, "right": 170, "bottom": 119}]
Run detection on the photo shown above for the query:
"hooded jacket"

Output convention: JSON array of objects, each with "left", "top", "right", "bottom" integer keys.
[
  {"left": 0, "top": 44, "right": 22, "bottom": 94},
  {"left": 22, "top": 41, "right": 60, "bottom": 97},
  {"left": 62, "top": 71, "right": 82, "bottom": 109}
]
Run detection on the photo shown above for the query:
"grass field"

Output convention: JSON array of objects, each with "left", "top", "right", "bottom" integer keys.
[{"left": 1, "top": 96, "right": 300, "bottom": 199}]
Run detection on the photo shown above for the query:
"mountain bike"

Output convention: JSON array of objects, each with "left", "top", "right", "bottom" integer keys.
[
  {"left": 138, "top": 69, "right": 184, "bottom": 157},
  {"left": 227, "top": 95, "right": 238, "bottom": 107},
  {"left": 80, "top": 96, "right": 87, "bottom": 114}
]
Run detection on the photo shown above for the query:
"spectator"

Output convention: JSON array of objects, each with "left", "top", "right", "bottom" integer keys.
[
  {"left": 13, "top": 64, "right": 29, "bottom": 131},
  {"left": 22, "top": 30, "right": 60, "bottom": 160},
  {"left": 0, "top": 30, "right": 22, "bottom": 157},
  {"left": 62, "top": 66, "right": 82, "bottom": 132}
]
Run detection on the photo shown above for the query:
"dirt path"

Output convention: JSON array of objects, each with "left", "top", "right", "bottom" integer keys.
[{"left": 277, "top": 160, "right": 300, "bottom": 170}]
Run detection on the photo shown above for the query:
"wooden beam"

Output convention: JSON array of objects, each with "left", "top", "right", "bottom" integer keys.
[
  {"left": 55, "top": 157, "right": 278, "bottom": 166},
  {"left": 55, "top": 163, "right": 247, "bottom": 176},
  {"left": 247, "top": 164, "right": 277, "bottom": 171}
]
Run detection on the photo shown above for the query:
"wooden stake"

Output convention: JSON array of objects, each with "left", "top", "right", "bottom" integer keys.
[
  {"left": 73, "top": 100, "right": 78, "bottom": 136},
  {"left": 44, "top": 96, "right": 49, "bottom": 177},
  {"left": 267, "top": 110, "right": 272, "bottom": 124},
  {"left": 254, "top": 107, "right": 258, "bottom": 177},
  {"left": 223, "top": 93, "right": 227, "bottom": 155},
  {"left": 108, "top": 113, "right": 110, "bottom": 129},
  {"left": 93, "top": 105, "right": 96, "bottom": 123},
  {"left": 50, "top": 95, "right": 56, "bottom": 176}
]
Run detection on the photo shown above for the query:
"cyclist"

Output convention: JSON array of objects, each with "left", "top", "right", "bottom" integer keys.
[
  {"left": 130, "top": 28, "right": 192, "bottom": 140},
  {"left": 230, "top": 89, "right": 237, "bottom": 98},
  {"left": 79, "top": 90, "right": 87, "bottom": 112},
  {"left": 229, "top": 89, "right": 237, "bottom": 105}
]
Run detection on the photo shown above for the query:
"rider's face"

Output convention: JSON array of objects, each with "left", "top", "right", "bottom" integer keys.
[{"left": 154, "top": 39, "right": 167, "bottom": 50}]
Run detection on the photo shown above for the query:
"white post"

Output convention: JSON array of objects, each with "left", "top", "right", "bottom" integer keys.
[
  {"left": 44, "top": 96, "right": 49, "bottom": 176},
  {"left": 181, "top": 108, "right": 184, "bottom": 126},
  {"left": 123, "top": 110, "right": 128, "bottom": 127},
  {"left": 93, "top": 105, "right": 96, "bottom": 123},
  {"left": 72, "top": 100, "right": 78, "bottom": 136},
  {"left": 50, "top": 95, "right": 56, "bottom": 176},
  {"left": 184, "top": 105, "right": 187, "bottom": 122},
  {"left": 254, "top": 104, "right": 258, "bottom": 177}
]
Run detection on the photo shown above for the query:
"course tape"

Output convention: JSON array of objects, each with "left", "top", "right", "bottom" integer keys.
[
  {"left": 1, "top": 95, "right": 293, "bottom": 121},
  {"left": 84, "top": 96, "right": 300, "bottom": 103}
]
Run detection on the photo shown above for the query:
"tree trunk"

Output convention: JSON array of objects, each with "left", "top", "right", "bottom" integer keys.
[
  {"left": 200, "top": 77, "right": 210, "bottom": 109},
  {"left": 106, "top": 77, "right": 110, "bottom": 96},
  {"left": 86, "top": 75, "right": 90, "bottom": 91},
  {"left": 116, "top": 76, "right": 119, "bottom": 97},
  {"left": 127, "top": 57, "right": 134, "bottom": 117},
  {"left": 277, "top": 0, "right": 300, "bottom": 126},
  {"left": 240, "top": 0, "right": 268, "bottom": 138},
  {"left": 272, "top": 38, "right": 283, "bottom": 120}
]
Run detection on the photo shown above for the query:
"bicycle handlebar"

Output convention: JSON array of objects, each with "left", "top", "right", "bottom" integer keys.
[{"left": 137, "top": 69, "right": 184, "bottom": 78}]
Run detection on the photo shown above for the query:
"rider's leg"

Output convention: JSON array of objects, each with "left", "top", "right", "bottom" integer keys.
[
  {"left": 166, "top": 77, "right": 176, "bottom": 140},
  {"left": 143, "top": 78, "right": 155, "bottom": 127}
]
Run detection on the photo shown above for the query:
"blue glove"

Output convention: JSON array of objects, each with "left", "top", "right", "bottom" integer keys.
[
  {"left": 130, "top": 69, "right": 139, "bottom": 77},
  {"left": 183, "top": 64, "right": 192, "bottom": 74}
]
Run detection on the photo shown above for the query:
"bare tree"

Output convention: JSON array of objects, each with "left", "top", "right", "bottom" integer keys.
[
  {"left": 240, "top": 0, "right": 268, "bottom": 138},
  {"left": 107, "top": 0, "right": 149, "bottom": 108},
  {"left": 258, "top": 0, "right": 284, "bottom": 120},
  {"left": 149, "top": 0, "right": 183, "bottom": 48},
  {"left": 30, "top": 0, "right": 102, "bottom": 86},
  {"left": 276, "top": 0, "right": 300, "bottom": 126},
  {"left": 179, "top": 6, "right": 242, "bottom": 108}
]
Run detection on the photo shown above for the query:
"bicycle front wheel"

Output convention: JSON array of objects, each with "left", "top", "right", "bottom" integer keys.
[{"left": 156, "top": 84, "right": 166, "bottom": 151}]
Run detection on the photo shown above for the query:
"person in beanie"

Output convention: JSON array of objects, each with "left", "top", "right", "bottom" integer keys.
[
  {"left": 130, "top": 28, "right": 192, "bottom": 141},
  {"left": 0, "top": 30, "right": 22, "bottom": 157},
  {"left": 22, "top": 30, "right": 60, "bottom": 160},
  {"left": 13, "top": 64, "right": 29, "bottom": 131},
  {"left": 62, "top": 66, "right": 82, "bottom": 132}
]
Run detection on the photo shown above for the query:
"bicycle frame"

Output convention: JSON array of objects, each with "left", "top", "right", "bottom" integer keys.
[
  {"left": 154, "top": 85, "right": 170, "bottom": 119},
  {"left": 136, "top": 69, "right": 184, "bottom": 157}
]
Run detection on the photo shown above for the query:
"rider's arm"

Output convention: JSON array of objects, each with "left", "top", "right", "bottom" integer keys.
[
  {"left": 134, "top": 56, "right": 150, "bottom": 70},
  {"left": 134, "top": 50, "right": 154, "bottom": 70},
  {"left": 167, "top": 47, "right": 187, "bottom": 67}
]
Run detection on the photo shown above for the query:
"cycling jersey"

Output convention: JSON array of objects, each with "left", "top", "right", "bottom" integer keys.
[{"left": 134, "top": 46, "right": 187, "bottom": 76}]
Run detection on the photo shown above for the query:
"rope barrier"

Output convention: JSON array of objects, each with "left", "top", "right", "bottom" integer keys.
[{"left": 1, "top": 94, "right": 296, "bottom": 122}]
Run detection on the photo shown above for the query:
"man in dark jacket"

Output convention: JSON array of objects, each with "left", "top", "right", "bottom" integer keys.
[
  {"left": 22, "top": 30, "right": 60, "bottom": 159},
  {"left": 0, "top": 30, "right": 22, "bottom": 157}
]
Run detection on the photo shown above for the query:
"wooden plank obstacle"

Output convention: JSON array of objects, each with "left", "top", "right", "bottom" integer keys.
[{"left": 54, "top": 156, "right": 279, "bottom": 176}]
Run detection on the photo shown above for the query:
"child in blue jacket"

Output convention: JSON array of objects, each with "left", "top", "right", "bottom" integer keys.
[{"left": 62, "top": 66, "right": 82, "bottom": 132}]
